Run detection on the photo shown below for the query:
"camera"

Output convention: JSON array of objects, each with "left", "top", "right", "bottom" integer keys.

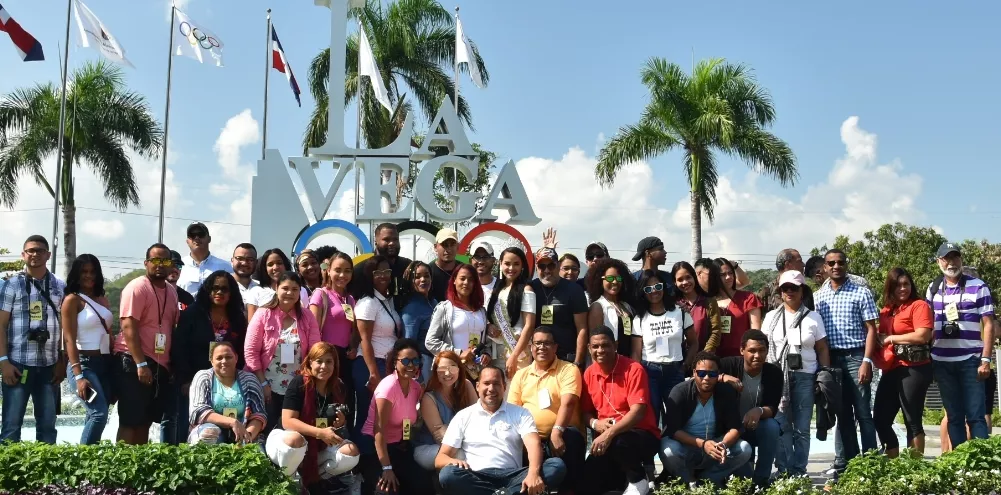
[
  {"left": 26, "top": 329, "right": 50, "bottom": 347},
  {"left": 786, "top": 347, "right": 803, "bottom": 370},
  {"left": 942, "top": 321, "right": 960, "bottom": 338},
  {"left": 332, "top": 404, "right": 351, "bottom": 438}
]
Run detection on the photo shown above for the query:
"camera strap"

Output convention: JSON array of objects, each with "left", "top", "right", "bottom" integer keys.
[{"left": 24, "top": 273, "right": 60, "bottom": 319}]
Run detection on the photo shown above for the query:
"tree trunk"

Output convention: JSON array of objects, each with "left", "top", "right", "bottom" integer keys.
[
  {"left": 62, "top": 203, "right": 76, "bottom": 277},
  {"left": 690, "top": 191, "right": 702, "bottom": 262}
]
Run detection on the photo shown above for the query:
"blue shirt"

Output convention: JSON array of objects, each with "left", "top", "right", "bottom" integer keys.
[
  {"left": 0, "top": 271, "right": 65, "bottom": 367},
  {"left": 683, "top": 397, "right": 716, "bottom": 440},
  {"left": 814, "top": 278, "right": 878, "bottom": 350},
  {"left": 402, "top": 295, "right": 437, "bottom": 355}
]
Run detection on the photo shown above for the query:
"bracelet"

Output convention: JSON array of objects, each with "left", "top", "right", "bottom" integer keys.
[
  {"left": 69, "top": 362, "right": 80, "bottom": 369},
  {"left": 981, "top": 357, "right": 992, "bottom": 363},
  {"left": 136, "top": 361, "right": 148, "bottom": 368},
  {"left": 758, "top": 406, "right": 765, "bottom": 416},
  {"left": 0, "top": 356, "right": 8, "bottom": 363},
  {"left": 552, "top": 425, "right": 566, "bottom": 433},
  {"left": 382, "top": 465, "right": 393, "bottom": 471},
  {"left": 862, "top": 357, "right": 873, "bottom": 365},
  {"left": 74, "top": 374, "right": 85, "bottom": 381},
  {"left": 590, "top": 418, "right": 598, "bottom": 430}
]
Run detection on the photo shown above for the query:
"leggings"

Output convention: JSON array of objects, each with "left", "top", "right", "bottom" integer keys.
[{"left": 872, "top": 363, "right": 933, "bottom": 449}]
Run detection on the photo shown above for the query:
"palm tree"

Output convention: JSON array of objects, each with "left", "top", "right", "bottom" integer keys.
[
  {"left": 0, "top": 61, "right": 162, "bottom": 274},
  {"left": 595, "top": 57, "right": 797, "bottom": 261}
]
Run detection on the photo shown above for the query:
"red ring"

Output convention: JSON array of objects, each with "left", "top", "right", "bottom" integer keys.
[{"left": 458, "top": 222, "right": 534, "bottom": 276}]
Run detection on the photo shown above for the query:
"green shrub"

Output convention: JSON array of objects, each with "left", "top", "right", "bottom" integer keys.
[{"left": 0, "top": 442, "right": 296, "bottom": 495}]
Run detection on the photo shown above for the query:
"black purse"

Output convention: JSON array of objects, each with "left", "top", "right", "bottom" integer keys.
[{"left": 894, "top": 344, "right": 931, "bottom": 362}]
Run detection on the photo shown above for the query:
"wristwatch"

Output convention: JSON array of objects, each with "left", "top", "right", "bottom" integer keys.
[{"left": 552, "top": 425, "right": 567, "bottom": 433}]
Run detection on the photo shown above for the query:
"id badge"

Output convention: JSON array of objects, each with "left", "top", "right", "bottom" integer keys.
[
  {"left": 538, "top": 389, "right": 552, "bottom": 409},
  {"left": 342, "top": 304, "right": 355, "bottom": 321},
  {"left": 402, "top": 418, "right": 412, "bottom": 440},
  {"left": 154, "top": 333, "right": 167, "bottom": 354},
  {"left": 945, "top": 303, "right": 960, "bottom": 322},
  {"left": 541, "top": 305, "right": 555, "bottom": 325},
  {"left": 222, "top": 408, "right": 238, "bottom": 419},
  {"left": 20, "top": 368, "right": 28, "bottom": 385},
  {"left": 279, "top": 343, "right": 295, "bottom": 364},
  {"left": 720, "top": 315, "right": 732, "bottom": 334},
  {"left": 315, "top": 417, "right": 329, "bottom": 428},
  {"left": 468, "top": 334, "right": 479, "bottom": 348},
  {"left": 655, "top": 336, "right": 667, "bottom": 353},
  {"left": 29, "top": 301, "right": 43, "bottom": 322},
  {"left": 621, "top": 316, "right": 632, "bottom": 336}
]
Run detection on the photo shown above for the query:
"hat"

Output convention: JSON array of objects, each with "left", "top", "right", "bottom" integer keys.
[
  {"left": 535, "top": 247, "right": 558, "bottom": 265},
  {"left": 936, "top": 242, "right": 961, "bottom": 258},
  {"left": 169, "top": 250, "right": 184, "bottom": 268},
  {"left": 631, "top": 236, "right": 664, "bottom": 261},
  {"left": 435, "top": 228, "right": 459, "bottom": 245},
  {"left": 470, "top": 240, "right": 494, "bottom": 257},
  {"left": 778, "top": 270, "right": 806, "bottom": 287},
  {"left": 585, "top": 241, "right": 609, "bottom": 259},
  {"left": 187, "top": 222, "right": 209, "bottom": 237}
]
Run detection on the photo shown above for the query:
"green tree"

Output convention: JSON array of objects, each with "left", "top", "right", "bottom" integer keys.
[
  {"left": 0, "top": 248, "right": 25, "bottom": 279},
  {"left": 595, "top": 57, "right": 797, "bottom": 261},
  {"left": 0, "top": 61, "right": 163, "bottom": 275}
]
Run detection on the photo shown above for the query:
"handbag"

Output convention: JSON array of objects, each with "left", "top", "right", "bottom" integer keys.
[{"left": 894, "top": 344, "right": 931, "bottom": 363}]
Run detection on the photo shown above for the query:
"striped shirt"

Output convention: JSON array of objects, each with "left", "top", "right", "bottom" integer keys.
[
  {"left": 0, "top": 271, "right": 66, "bottom": 367},
  {"left": 814, "top": 277, "right": 878, "bottom": 350},
  {"left": 925, "top": 275, "right": 994, "bottom": 362}
]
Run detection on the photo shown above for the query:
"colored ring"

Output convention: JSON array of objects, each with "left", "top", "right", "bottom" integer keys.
[
  {"left": 458, "top": 222, "right": 534, "bottom": 275},
  {"left": 292, "top": 219, "right": 372, "bottom": 255},
  {"left": 396, "top": 220, "right": 439, "bottom": 247}
]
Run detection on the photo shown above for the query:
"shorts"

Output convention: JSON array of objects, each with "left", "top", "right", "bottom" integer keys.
[{"left": 114, "top": 353, "right": 170, "bottom": 428}]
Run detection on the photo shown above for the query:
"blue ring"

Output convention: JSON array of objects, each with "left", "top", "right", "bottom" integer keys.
[{"left": 292, "top": 219, "right": 373, "bottom": 254}]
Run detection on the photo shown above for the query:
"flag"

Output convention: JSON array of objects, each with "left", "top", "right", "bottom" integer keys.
[
  {"left": 0, "top": 3, "right": 43, "bottom": 61},
  {"left": 455, "top": 17, "right": 483, "bottom": 88},
  {"left": 270, "top": 25, "right": 300, "bottom": 107},
  {"left": 73, "top": 0, "right": 132, "bottom": 67},
  {"left": 357, "top": 24, "right": 392, "bottom": 112},
  {"left": 174, "top": 9, "right": 223, "bottom": 67}
]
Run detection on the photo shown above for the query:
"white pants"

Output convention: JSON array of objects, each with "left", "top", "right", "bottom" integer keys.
[{"left": 265, "top": 429, "right": 359, "bottom": 479}]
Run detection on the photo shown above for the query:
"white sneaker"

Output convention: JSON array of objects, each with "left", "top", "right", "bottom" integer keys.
[{"left": 622, "top": 479, "right": 650, "bottom": 495}]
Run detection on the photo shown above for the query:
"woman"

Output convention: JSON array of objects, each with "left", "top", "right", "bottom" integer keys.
[
  {"left": 245, "top": 271, "right": 321, "bottom": 436},
  {"left": 400, "top": 260, "right": 437, "bottom": 383},
  {"left": 362, "top": 338, "right": 432, "bottom": 495},
  {"left": 712, "top": 258, "right": 763, "bottom": 357},
  {"left": 558, "top": 253, "right": 581, "bottom": 283},
  {"left": 672, "top": 261, "right": 722, "bottom": 354},
  {"left": 309, "top": 252, "right": 356, "bottom": 403},
  {"left": 187, "top": 341, "right": 266, "bottom": 445},
  {"left": 760, "top": 270, "right": 830, "bottom": 477},
  {"left": 296, "top": 249, "right": 323, "bottom": 296},
  {"left": 425, "top": 264, "right": 491, "bottom": 375},
  {"left": 246, "top": 248, "right": 308, "bottom": 322},
  {"left": 630, "top": 270, "right": 695, "bottom": 424},
  {"left": 266, "top": 342, "right": 360, "bottom": 490},
  {"left": 586, "top": 258, "right": 637, "bottom": 357},
  {"left": 413, "top": 351, "right": 477, "bottom": 470},
  {"left": 486, "top": 247, "right": 537, "bottom": 378},
  {"left": 873, "top": 267, "right": 934, "bottom": 458},
  {"left": 61, "top": 254, "right": 114, "bottom": 445}
]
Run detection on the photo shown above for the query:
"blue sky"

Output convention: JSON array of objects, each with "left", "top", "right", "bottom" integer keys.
[{"left": 2, "top": 0, "right": 1000, "bottom": 275}]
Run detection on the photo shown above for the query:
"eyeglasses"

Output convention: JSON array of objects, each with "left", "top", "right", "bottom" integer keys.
[
  {"left": 373, "top": 269, "right": 393, "bottom": 277},
  {"left": 472, "top": 255, "right": 494, "bottom": 262},
  {"left": 436, "top": 364, "right": 459, "bottom": 373},
  {"left": 233, "top": 256, "right": 255, "bottom": 263},
  {"left": 779, "top": 284, "right": 801, "bottom": 293},
  {"left": 399, "top": 357, "right": 421, "bottom": 367},
  {"left": 23, "top": 248, "right": 48, "bottom": 255},
  {"left": 560, "top": 265, "right": 580, "bottom": 272},
  {"left": 695, "top": 370, "right": 720, "bottom": 379},
  {"left": 826, "top": 260, "right": 847, "bottom": 267},
  {"left": 210, "top": 286, "right": 230, "bottom": 294},
  {"left": 602, "top": 275, "right": 623, "bottom": 283},
  {"left": 537, "top": 263, "right": 556, "bottom": 271},
  {"left": 146, "top": 258, "right": 174, "bottom": 268},
  {"left": 532, "top": 340, "right": 555, "bottom": 349},
  {"left": 643, "top": 283, "right": 664, "bottom": 294}
]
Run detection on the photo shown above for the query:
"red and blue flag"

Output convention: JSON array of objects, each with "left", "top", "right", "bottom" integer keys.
[
  {"left": 271, "top": 25, "right": 300, "bottom": 107},
  {"left": 0, "top": 3, "right": 43, "bottom": 61}
]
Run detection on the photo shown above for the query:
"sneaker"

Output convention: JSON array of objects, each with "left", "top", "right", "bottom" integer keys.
[{"left": 622, "top": 479, "right": 650, "bottom": 495}]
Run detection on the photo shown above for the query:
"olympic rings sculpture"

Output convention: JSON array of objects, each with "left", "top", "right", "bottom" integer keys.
[{"left": 179, "top": 21, "right": 220, "bottom": 50}]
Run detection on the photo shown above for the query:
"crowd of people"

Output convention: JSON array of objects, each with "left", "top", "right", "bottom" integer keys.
[{"left": 0, "top": 222, "right": 997, "bottom": 494}]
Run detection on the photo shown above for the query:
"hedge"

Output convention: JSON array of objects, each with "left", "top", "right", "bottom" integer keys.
[{"left": 0, "top": 442, "right": 297, "bottom": 495}]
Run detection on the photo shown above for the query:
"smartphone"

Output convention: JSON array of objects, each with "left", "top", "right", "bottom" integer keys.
[{"left": 86, "top": 386, "right": 98, "bottom": 403}]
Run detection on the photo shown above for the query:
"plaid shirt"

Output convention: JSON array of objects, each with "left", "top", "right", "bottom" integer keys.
[
  {"left": 814, "top": 277, "right": 878, "bottom": 350},
  {"left": 0, "top": 271, "right": 66, "bottom": 367}
]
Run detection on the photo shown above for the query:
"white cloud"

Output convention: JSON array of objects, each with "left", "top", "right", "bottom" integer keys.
[
  {"left": 213, "top": 109, "right": 261, "bottom": 180},
  {"left": 81, "top": 219, "right": 125, "bottom": 240}
]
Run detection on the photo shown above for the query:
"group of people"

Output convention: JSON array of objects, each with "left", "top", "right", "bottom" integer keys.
[{"left": 0, "top": 222, "right": 996, "bottom": 494}]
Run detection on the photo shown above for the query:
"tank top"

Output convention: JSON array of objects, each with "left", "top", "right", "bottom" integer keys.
[
  {"left": 76, "top": 294, "right": 112, "bottom": 352},
  {"left": 417, "top": 390, "right": 459, "bottom": 445}
]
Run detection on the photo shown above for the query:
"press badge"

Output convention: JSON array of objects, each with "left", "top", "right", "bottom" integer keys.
[
  {"left": 468, "top": 334, "right": 479, "bottom": 348},
  {"left": 402, "top": 419, "right": 412, "bottom": 440},
  {"left": 656, "top": 336, "right": 667, "bottom": 352},
  {"left": 154, "top": 333, "right": 167, "bottom": 354},
  {"left": 541, "top": 305, "right": 555, "bottom": 325},
  {"left": 280, "top": 343, "right": 295, "bottom": 364},
  {"left": 342, "top": 304, "right": 355, "bottom": 321},
  {"left": 538, "top": 389, "right": 552, "bottom": 409},
  {"left": 945, "top": 303, "right": 960, "bottom": 322},
  {"left": 28, "top": 301, "right": 43, "bottom": 322},
  {"left": 315, "top": 417, "right": 329, "bottom": 428},
  {"left": 720, "top": 316, "right": 732, "bottom": 334},
  {"left": 223, "top": 408, "right": 238, "bottom": 419},
  {"left": 621, "top": 317, "right": 632, "bottom": 336}
]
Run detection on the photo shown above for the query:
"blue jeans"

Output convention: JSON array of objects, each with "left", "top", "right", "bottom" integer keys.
[
  {"left": 736, "top": 418, "right": 780, "bottom": 486},
  {"left": 775, "top": 371, "right": 815, "bottom": 476},
  {"left": 160, "top": 378, "right": 189, "bottom": 445},
  {"left": 831, "top": 349, "right": 876, "bottom": 470},
  {"left": 351, "top": 356, "right": 386, "bottom": 455},
  {"left": 439, "top": 457, "right": 566, "bottom": 495},
  {"left": 660, "top": 437, "right": 753, "bottom": 486},
  {"left": 1, "top": 362, "right": 57, "bottom": 444},
  {"left": 65, "top": 355, "right": 113, "bottom": 444},
  {"left": 934, "top": 356, "right": 989, "bottom": 447},
  {"left": 644, "top": 360, "right": 685, "bottom": 426}
]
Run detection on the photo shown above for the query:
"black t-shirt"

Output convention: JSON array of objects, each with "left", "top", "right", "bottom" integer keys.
[
  {"left": 176, "top": 287, "right": 195, "bottom": 311},
  {"left": 529, "top": 278, "right": 589, "bottom": 361},
  {"left": 353, "top": 255, "right": 412, "bottom": 303},
  {"left": 430, "top": 262, "right": 456, "bottom": 303},
  {"left": 282, "top": 375, "right": 348, "bottom": 420}
]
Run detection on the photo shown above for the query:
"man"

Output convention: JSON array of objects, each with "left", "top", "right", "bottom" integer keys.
[
  {"left": 581, "top": 242, "right": 609, "bottom": 289},
  {"left": 813, "top": 248, "right": 878, "bottom": 477},
  {"left": 508, "top": 326, "right": 585, "bottom": 493},
  {"left": 176, "top": 222, "right": 232, "bottom": 295},
  {"left": 805, "top": 255, "right": 872, "bottom": 292},
  {"left": 115, "top": 243, "right": 180, "bottom": 445},
  {"left": 168, "top": 250, "right": 195, "bottom": 311},
  {"left": 0, "top": 235, "right": 66, "bottom": 443},
  {"left": 530, "top": 248, "right": 589, "bottom": 367},
  {"left": 927, "top": 242, "right": 995, "bottom": 447},
  {"left": 437, "top": 365, "right": 566, "bottom": 495},
  {"left": 758, "top": 248, "right": 814, "bottom": 312},
  {"left": 630, "top": 236, "right": 671, "bottom": 283},
  {"left": 579, "top": 326, "right": 660, "bottom": 495},
  {"left": 230, "top": 242, "right": 259, "bottom": 301},
  {"left": 470, "top": 240, "right": 497, "bottom": 301},
  {"left": 719, "top": 330, "right": 782, "bottom": 487},
  {"left": 430, "top": 227, "right": 460, "bottom": 303},
  {"left": 661, "top": 351, "right": 753, "bottom": 487},
  {"left": 353, "top": 223, "right": 411, "bottom": 302}
]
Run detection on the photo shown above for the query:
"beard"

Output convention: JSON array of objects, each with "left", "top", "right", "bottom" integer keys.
[{"left": 940, "top": 265, "right": 962, "bottom": 278}]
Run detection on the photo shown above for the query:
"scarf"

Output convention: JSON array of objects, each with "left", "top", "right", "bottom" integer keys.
[
  {"left": 299, "top": 377, "right": 324, "bottom": 486},
  {"left": 766, "top": 305, "right": 809, "bottom": 413}
]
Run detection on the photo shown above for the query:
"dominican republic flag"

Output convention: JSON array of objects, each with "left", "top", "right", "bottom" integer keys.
[
  {"left": 0, "top": 3, "right": 44, "bottom": 61},
  {"left": 271, "top": 25, "right": 300, "bottom": 107}
]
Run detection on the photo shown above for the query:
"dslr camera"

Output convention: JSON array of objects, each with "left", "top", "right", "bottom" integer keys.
[
  {"left": 786, "top": 347, "right": 803, "bottom": 370},
  {"left": 333, "top": 403, "right": 351, "bottom": 438},
  {"left": 27, "top": 328, "right": 50, "bottom": 347},
  {"left": 942, "top": 321, "right": 960, "bottom": 338}
]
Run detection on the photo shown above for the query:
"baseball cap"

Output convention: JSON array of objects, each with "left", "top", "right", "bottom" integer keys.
[
  {"left": 535, "top": 247, "right": 558, "bottom": 265},
  {"left": 631, "top": 236, "right": 664, "bottom": 261},
  {"left": 169, "top": 250, "right": 184, "bottom": 268},
  {"left": 935, "top": 242, "right": 961, "bottom": 259},
  {"left": 585, "top": 242, "right": 609, "bottom": 260},
  {"left": 435, "top": 228, "right": 459, "bottom": 245},
  {"left": 778, "top": 270, "right": 806, "bottom": 287},
  {"left": 470, "top": 240, "right": 494, "bottom": 257},
  {"left": 187, "top": 222, "right": 209, "bottom": 238}
]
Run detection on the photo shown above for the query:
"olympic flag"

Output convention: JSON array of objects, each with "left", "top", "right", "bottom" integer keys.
[
  {"left": 174, "top": 9, "right": 223, "bottom": 67},
  {"left": 73, "top": 0, "right": 132, "bottom": 67}
]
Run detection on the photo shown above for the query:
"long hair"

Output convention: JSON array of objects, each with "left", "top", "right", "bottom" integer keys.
[
  {"left": 635, "top": 269, "right": 678, "bottom": 316},
  {"left": 426, "top": 350, "right": 475, "bottom": 410},
  {"left": 714, "top": 257, "right": 738, "bottom": 293},
  {"left": 194, "top": 271, "right": 248, "bottom": 332},
  {"left": 446, "top": 264, "right": 484, "bottom": 311},
  {"left": 298, "top": 342, "right": 344, "bottom": 403},
  {"left": 65, "top": 253, "right": 105, "bottom": 297},
  {"left": 386, "top": 338, "right": 422, "bottom": 375},
  {"left": 693, "top": 258, "right": 722, "bottom": 298},
  {"left": 294, "top": 249, "right": 321, "bottom": 290},
  {"left": 671, "top": 261, "right": 709, "bottom": 298},
  {"left": 584, "top": 258, "right": 636, "bottom": 307},
  {"left": 354, "top": 255, "right": 390, "bottom": 300},
  {"left": 263, "top": 271, "right": 304, "bottom": 317},
  {"left": 254, "top": 248, "right": 292, "bottom": 287},
  {"left": 487, "top": 247, "right": 529, "bottom": 325},
  {"left": 401, "top": 259, "right": 433, "bottom": 305},
  {"left": 321, "top": 252, "right": 354, "bottom": 290},
  {"left": 883, "top": 267, "right": 919, "bottom": 308}
]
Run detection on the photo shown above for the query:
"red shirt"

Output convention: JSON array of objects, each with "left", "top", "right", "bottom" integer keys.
[
  {"left": 876, "top": 300, "right": 934, "bottom": 369},
  {"left": 582, "top": 355, "right": 660, "bottom": 438},
  {"left": 716, "top": 290, "right": 763, "bottom": 357}
]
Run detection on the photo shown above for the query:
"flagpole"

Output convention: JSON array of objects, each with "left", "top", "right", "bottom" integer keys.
[
  {"left": 50, "top": 0, "right": 73, "bottom": 274},
  {"left": 262, "top": 9, "right": 272, "bottom": 160},
  {"left": 354, "top": 20, "right": 364, "bottom": 254},
  {"left": 452, "top": 6, "right": 460, "bottom": 234},
  {"left": 158, "top": 5, "right": 177, "bottom": 243}
]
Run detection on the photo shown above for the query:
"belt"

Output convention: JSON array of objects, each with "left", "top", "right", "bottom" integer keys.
[
  {"left": 829, "top": 347, "right": 864, "bottom": 355},
  {"left": 79, "top": 350, "right": 105, "bottom": 357}
]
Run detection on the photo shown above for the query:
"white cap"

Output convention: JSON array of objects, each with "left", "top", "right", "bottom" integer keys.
[
  {"left": 778, "top": 270, "right": 806, "bottom": 286},
  {"left": 470, "top": 240, "right": 494, "bottom": 257}
]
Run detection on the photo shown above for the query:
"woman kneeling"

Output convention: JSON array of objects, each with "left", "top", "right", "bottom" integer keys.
[{"left": 187, "top": 341, "right": 266, "bottom": 445}]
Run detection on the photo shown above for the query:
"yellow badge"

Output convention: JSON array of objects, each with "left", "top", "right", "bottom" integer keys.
[
  {"left": 223, "top": 408, "right": 238, "bottom": 419},
  {"left": 20, "top": 368, "right": 28, "bottom": 384},
  {"left": 621, "top": 316, "right": 632, "bottom": 336},
  {"left": 315, "top": 417, "right": 329, "bottom": 428},
  {"left": 469, "top": 334, "right": 479, "bottom": 348},
  {"left": 945, "top": 302, "right": 960, "bottom": 322},
  {"left": 402, "top": 418, "right": 412, "bottom": 440},
  {"left": 720, "top": 315, "right": 732, "bottom": 334},
  {"left": 541, "top": 305, "right": 554, "bottom": 325},
  {"left": 154, "top": 333, "right": 167, "bottom": 354},
  {"left": 342, "top": 304, "right": 355, "bottom": 321},
  {"left": 28, "top": 301, "right": 43, "bottom": 322}
]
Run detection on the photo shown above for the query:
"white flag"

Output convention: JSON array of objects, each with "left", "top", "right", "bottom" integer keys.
[
  {"left": 73, "top": 0, "right": 132, "bottom": 67},
  {"left": 358, "top": 24, "right": 392, "bottom": 112},
  {"left": 173, "top": 9, "right": 223, "bottom": 67},
  {"left": 455, "top": 17, "right": 483, "bottom": 88}
]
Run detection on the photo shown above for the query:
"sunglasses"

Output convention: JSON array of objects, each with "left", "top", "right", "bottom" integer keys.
[
  {"left": 147, "top": 258, "right": 174, "bottom": 268},
  {"left": 24, "top": 248, "right": 48, "bottom": 255},
  {"left": 188, "top": 231, "right": 207, "bottom": 239},
  {"left": 586, "top": 253, "right": 605, "bottom": 262},
  {"left": 643, "top": 283, "right": 664, "bottom": 294},
  {"left": 695, "top": 370, "right": 720, "bottom": 379},
  {"left": 779, "top": 284, "right": 800, "bottom": 293},
  {"left": 210, "top": 286, "right": 230, "bottom": 294},
  {"left": 826, "top": 260, "right": 847, "bottom": 267},
  {"left": 373, "top": 268, "right": 393, "bottom": 277},
  {"left": 602, "top": 275, "right": 623, "bottom": 283},
  {"left": 399, "top": 357, "right": 422, "bottom": 367},
  {"left": 472, "top": 255, "right": 494, "bottom": 262},
  {"left": 436, "top": 364, "right": 459, "bottom": 373},
  {"left": 537, "top": 263, "right": 557, "bottom": 271}
]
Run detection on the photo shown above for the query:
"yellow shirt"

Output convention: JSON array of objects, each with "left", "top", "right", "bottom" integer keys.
[{"left": 507, "top": 358, "right": 583, "bottom": 437}]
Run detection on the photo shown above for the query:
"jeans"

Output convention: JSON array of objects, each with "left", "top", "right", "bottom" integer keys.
[
  {"left": 644, "top": 360, "right": 685, "bottom": 426},
  {"left": 660, "top": 437, "right": 753, "bottom": 486},
  {"left": 934, "top": 356, "right": 989, "bottom": 447},
  {"left": 736, "top": 418, "right": 780, "bottom": 486},
  {"left": 439, "top": 457, "right": 566, "bottom": 495},
  {"left": 1, "top": 363, "right": 57, "bottom": 444},
  {"left": 541, "top": 427, "right": 585, "bottom": 492},
  {"left": 65, "top": 355, "right": 113, "bottom": 444},
  {"left": 775, "top": 371, "right": 815, "bottom": 476},
  {"left": 351, "top": 356, "right": 386, "bottom": 455},
  {"left": 830, "top": 349, "right": 876, "bottom": 470},
  {"left": 160, "top": 378, "right": 189, "bottom": 445},
  {"left": 579, "top": 429, "right": 659, "bottom": 494}
]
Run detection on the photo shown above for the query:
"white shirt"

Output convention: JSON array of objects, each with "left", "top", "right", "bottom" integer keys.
[
  {"left": 76, "top": 293, "right": 112, "bottom": 353},
  {"left": 237, "top": 278, "right": 259, "bottom": 304},
  {"left": 355, "top": 292, "right": 402, "bottom": 360},
  {"left": 632, "top": 308, "right": 692, "bottom": 363},
  {"left": 481, "top": 277, "right": 497, "bottom": 305},
  {"left": 451, "top": 307, "right": 487, "bottom": 350},
  {"left": 594, "top": 296, "right": 634, "bottom": 341},
  {"left": 246, "top": 285, "right": 309, "bottom": 308},
  {"left": 442, "top": 400, "right": 538, "bottom": 471},
  {"left": 761, "top": 308, "right": 828, "bottom": 374},
  {"left": 177, "top": 253, "right": 233, "bottom": 295}
]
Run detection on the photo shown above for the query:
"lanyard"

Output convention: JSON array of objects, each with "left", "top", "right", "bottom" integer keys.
[
  {"left": 376, "top": 295, "right": 402, "bottom": 337},
  {"left": 148, "top": 277, "right": 168, "bottom": 330}
]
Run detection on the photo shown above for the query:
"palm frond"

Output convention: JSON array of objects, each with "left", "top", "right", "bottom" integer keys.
[
  {"left": 595, "top": 121, "right": 679, "bottom": 187},
  {"left": 0, "top": 129, "right": 56, "bottom": 207},
  {"left": 79, "top": 132, "right": 140, "bottom": 210},
  {"left": 724, "top": 127, "right": 798, "bottom": 186},
  {"left": 684, "top": 148, "right": 719, "bottom": 221}
]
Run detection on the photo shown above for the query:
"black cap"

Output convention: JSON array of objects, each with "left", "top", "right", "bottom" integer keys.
[
  {"left": 936, "top": 242, "right": 961, "bottom": 259},
  {"left": 585, "top": 242, "right": 609, "bottom": 260},
  {"left": 631, "top": 236, "right": 663, "bottom": 261},
  {"left": 187, "top": 222, "right": 209, "bottom": 237},
  {"left": 169, "top": 250, "right": 184, "bottom": 268}
]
